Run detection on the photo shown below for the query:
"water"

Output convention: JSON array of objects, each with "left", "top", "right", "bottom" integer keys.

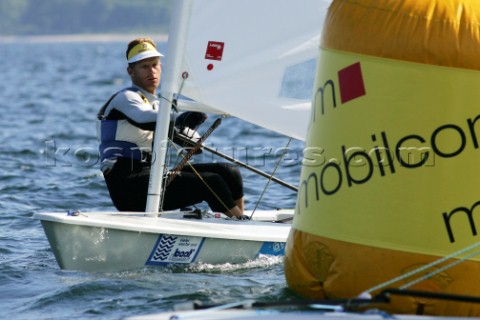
[{"left": 0, "top": 40, "right": 304, "bottom": 319}]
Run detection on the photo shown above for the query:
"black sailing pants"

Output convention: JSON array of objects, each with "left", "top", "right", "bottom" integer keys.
[{"left": 103, "top": 157, "right": 244, "bottom": 212}]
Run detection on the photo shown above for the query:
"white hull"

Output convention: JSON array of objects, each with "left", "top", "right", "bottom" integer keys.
[
  {"left": 34, "top": 210, "right": 292, "bottom": 272},
  {"left": 128, "top": 310, "right": 465, "bottom": 320},
  {"left": 126, "top": 300, "right": 470, "bottom": 320}
]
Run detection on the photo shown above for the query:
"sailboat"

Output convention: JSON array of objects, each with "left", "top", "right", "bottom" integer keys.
[{"left": 33, "top": 0, "right": 329, "bottom": 273}]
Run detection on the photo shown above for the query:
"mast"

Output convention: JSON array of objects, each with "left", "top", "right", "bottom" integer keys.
[{"left": 145, "top": 0, "right": 193, "bottom": 213}]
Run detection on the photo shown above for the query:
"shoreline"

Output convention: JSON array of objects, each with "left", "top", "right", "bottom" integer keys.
[{"left": 0, "top": 33, "right": 168, "bottom": 43}]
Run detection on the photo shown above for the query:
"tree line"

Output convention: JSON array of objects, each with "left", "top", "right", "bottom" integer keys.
[{"left": 0, "top": 0, "right": 171, "bottom": 35}]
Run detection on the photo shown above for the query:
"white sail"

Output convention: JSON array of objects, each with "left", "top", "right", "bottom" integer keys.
[
  {"left": 173, "top": 0, "right": 330, "bottom": 141},
  {"left": 147, "top": 0, "right": 330, "bottom": 211}
]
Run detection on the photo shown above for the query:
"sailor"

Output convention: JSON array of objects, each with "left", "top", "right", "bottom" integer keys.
[{"left": 97, "top": 37, "right": 247, "bottom": 219}]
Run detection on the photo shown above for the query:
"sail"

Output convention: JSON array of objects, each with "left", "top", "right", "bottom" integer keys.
[
  {"left": 171, "top": 0, "right": 330, "bottom": 141},
  {"left": 147, "top": 0, "right": 330, "bottom": 211}
]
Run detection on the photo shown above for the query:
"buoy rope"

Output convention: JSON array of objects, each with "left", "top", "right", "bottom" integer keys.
[{"left": 362, "top": 241, "right": 480, "bottom": 296}]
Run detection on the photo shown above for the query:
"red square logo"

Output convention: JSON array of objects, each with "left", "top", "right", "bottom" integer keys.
[
  {"left": 205, "top": 41, "right": 225, "bottom": 61},
  {"left": 338, "top": 62, "right": 366, "bottom": 104}
]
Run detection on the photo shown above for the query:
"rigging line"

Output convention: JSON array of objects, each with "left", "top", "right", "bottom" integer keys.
[
  {"left": 173, "top": 134, "right": 298, "bottom": 191},
  {"left": 176, "top": 71, "right": 189, "bottom": 100},
  {"left": 158, "top": 72, "right": 189, "bottom": 209},
  {"left": 166, "top": 118, "right": 222, "bottom": 186},
  {"left": 158, "top": 71, "right": 189, "bottom": 111},
  {"left": 158, "top": 92, "right": 174, "bottom": 105},
  {"left": 249, "top": 138, "right": 293, "bottom": 219},
  {"left": 168, "top": 141, "right": 232, "bottom": 214},
  {"left": 362, "top": 241, "right": 480, "bottom": 296}
]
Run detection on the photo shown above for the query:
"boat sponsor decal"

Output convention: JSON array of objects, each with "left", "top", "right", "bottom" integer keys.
[
  {"left": 258, "top": 242, "right": 286, "bottom": 256},
  {"left": 205, "top": 41, "right": 224, "bottom": 61},
  {"left": 146, "top": 235, "right": 205, "bottom": 266},
  {"left": 205, "top": 41, "right": 225, "bottom": 71}
]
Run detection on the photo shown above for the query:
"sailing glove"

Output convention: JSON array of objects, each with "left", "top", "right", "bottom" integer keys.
[
  {"left": 173, "top": 111, "right": 207, "bottom": 154},
  {"left": 175, "top": 111, "right": 207, "bottom": 130},
  {"left": 238, "top": 215, "right": 251, "bottom": 220}
]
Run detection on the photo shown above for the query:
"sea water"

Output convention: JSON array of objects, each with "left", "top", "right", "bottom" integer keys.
[{"left": 0, "top": 40, "right": 303, "bottom": 319}]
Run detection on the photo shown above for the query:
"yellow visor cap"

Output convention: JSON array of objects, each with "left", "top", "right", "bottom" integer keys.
[{"left": 127, "top": 42, "right": 163, "bottom": 63}]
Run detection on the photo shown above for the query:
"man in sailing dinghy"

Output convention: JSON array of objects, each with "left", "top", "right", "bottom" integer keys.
[{"left": 97, "top": 37, "right": 248, "bottom": 219}]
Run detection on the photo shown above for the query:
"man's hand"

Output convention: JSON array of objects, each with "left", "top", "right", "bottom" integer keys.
[
  {"left": 173, "top": 112, "right": 207, "bottom": 154},
  {"left": 175, "top": 111, "right": 207, "bottom": 130}
]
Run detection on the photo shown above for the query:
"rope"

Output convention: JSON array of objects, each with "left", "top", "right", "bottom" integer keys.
[
  {"left": 159, "top": 71, "right": 194, "bottom": 209},
  {"left": 399, "top": 247, "right": 480, "bottom": 290},
  {"left": 159, "top": 70, "right": 230, "bottom": 214},
  {"left": 249, "top": 138, "right": 292, "bottom": 219},
  {"left": 157, "top": 71, "right": 190, "bottom": 210},
  {"left": 159, "top": 71, "right": 189, "bottom": 111},
  {"left": 168, "top": 141, "right": 232, "bottom": 213},
  {"left": 362, "top": 241, "right": 480, "bottom": 296},
  {"left": 166, "top": 118, "right": 221, "bottom": 186}
]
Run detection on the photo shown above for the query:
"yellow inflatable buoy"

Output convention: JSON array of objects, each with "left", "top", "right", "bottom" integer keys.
[{"left": 285, "top": 0, "right": 480, "bottom": 316}]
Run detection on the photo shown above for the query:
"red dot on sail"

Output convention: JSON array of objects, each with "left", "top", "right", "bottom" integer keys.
[{"left": 207, "top": 64, "right": 214, "bottom": 71}]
